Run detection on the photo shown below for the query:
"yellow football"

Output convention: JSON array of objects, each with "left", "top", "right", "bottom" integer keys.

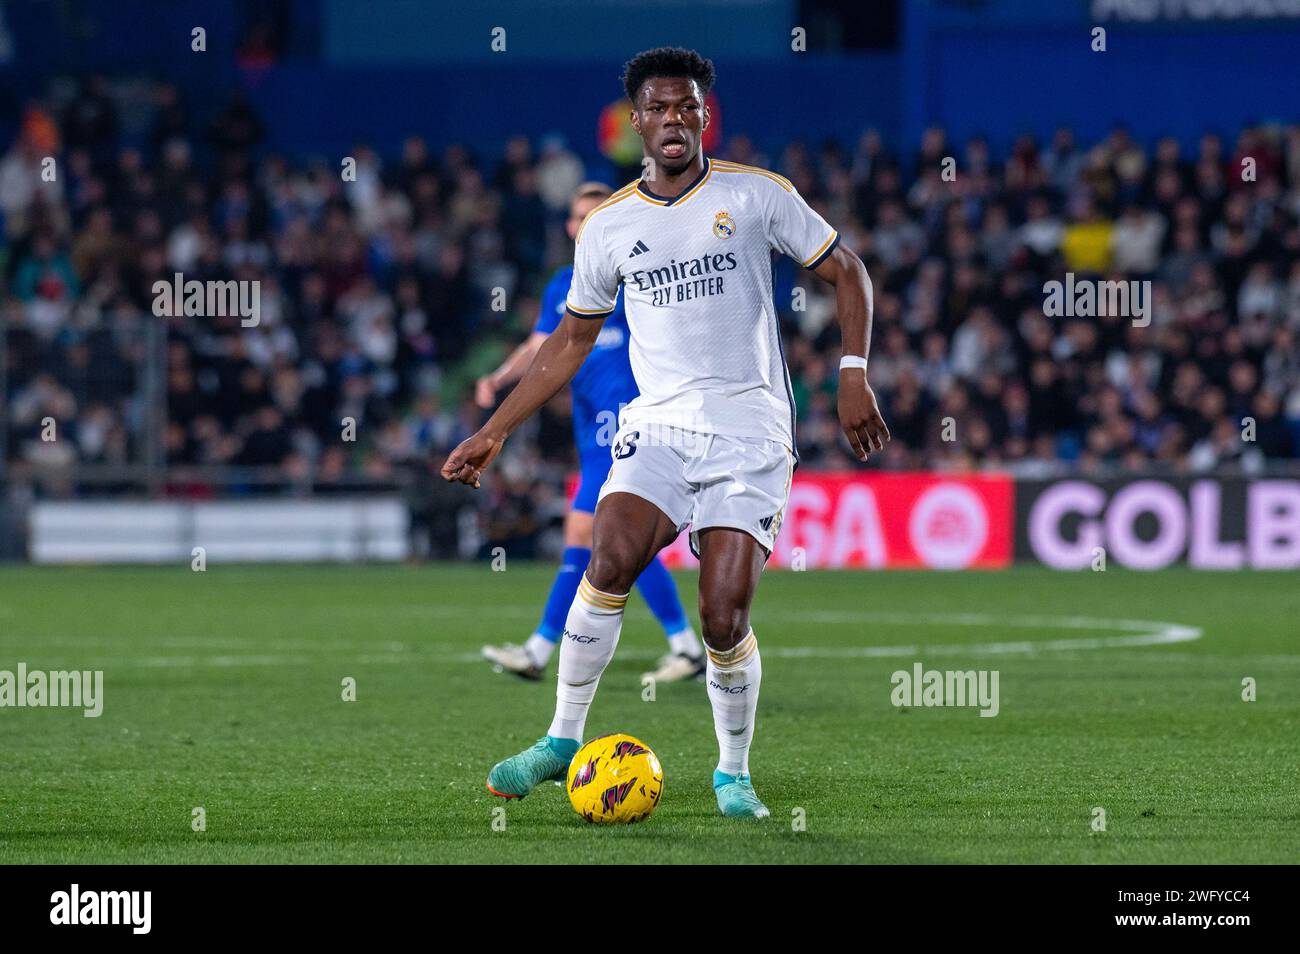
[{"left": 566, "top": 733, "right": 664, "bottom": 824}]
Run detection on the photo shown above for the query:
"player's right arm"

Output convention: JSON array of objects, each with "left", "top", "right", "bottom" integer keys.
[
  {"left": 442, "top": 214, "right": 619, "bottom": 488},
  {"left": 442, "top": 313, "right": 605, "bottom": 487}
]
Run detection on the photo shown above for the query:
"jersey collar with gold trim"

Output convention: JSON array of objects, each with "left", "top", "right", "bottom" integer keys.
[{"left": 636, "top": 156, "right": 712, "bottom": 207}]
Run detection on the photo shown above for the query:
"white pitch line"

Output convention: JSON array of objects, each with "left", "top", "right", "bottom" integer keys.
[
  {"left": 16, "top": 612, "right": 1202, "bottom": 669},
  {"left": 133, "top": 654, "right": 310, "bottom": 668}
]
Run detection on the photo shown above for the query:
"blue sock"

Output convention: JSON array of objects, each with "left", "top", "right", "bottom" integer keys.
[
  {"left": 635, "top": 556, "right": 690, "bottom": 638},
  {"left": 537, "top": 547, "right": 591, "bottom": 641}
]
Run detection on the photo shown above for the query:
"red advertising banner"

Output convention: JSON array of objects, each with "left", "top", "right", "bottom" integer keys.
[
  {"left": 564, "top": 471, "right": 1300, "bottom": 570},
  {"left": 649, "top": 472, "right": 1015, "bottom": 570}
]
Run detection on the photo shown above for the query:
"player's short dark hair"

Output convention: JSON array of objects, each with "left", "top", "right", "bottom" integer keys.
[{"left": 621, "top": 47, "right": 715, "bottom": 105}]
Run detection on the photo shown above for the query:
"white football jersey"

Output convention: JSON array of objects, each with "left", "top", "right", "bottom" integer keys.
[{"left": 566, "top": 157, "right": 839, "bottom": 452}]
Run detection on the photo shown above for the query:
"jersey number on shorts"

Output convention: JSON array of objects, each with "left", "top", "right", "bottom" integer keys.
[{"left": 612, "top": 430, "right": 640, "bottom": 460}]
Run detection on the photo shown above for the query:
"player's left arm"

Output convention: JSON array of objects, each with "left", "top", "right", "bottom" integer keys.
[
  {"left": 767, "top": 179, "right": 890, "bottom": 461},
  {"left": 812, "top": 246, "right": 891, "bottom": 461},
  {"left": 475, "top": 331, "right": 549, "bottom": 408}
]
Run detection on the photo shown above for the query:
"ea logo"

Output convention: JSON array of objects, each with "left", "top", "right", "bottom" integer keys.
[
  {"left": 712, "top": 210, "right": 735, "bottom": 239},
  {"left": 908, "top": 483, "right": 988, "bottom": 569}
]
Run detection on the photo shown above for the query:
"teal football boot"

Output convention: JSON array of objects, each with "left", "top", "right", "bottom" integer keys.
[
  {"left": 713, "top": 770, "right": 771, "bottom": 818},
  {"left": 486, "top": 736, "right": 579, "bottom": 799}
]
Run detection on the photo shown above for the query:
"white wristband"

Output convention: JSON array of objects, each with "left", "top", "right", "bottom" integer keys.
[{"left": 839, "top": 355, "right": 868, "bottom": 372}]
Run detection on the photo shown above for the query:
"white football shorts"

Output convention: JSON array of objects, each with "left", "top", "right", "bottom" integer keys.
[{"left": 596, "top": 423, "right": 795, "bottom": 556}]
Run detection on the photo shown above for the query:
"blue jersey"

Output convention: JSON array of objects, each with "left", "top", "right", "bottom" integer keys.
[{"left": 535, "top": 266, "right": 638, "bottom": 461}]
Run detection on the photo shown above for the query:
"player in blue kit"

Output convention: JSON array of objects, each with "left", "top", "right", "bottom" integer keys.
[{"left": 476, "top": 182, "right": 703, "bottom": 683}]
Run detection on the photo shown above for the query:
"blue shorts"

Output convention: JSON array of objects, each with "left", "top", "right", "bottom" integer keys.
[
  {"left": 572, "top": 443, "right": 612, "bottom": 514},
  {"left": 569, "top": 391, "right": 624, "bottom": 514}
]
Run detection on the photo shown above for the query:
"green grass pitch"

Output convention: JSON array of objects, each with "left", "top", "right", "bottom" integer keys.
[{"left": 0, "top": 563, "right": 1296, "bottom": 864}]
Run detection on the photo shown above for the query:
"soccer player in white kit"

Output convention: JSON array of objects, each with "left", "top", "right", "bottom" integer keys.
[{"left": 442, "top": 47, "right": 890, "bottom": 818}]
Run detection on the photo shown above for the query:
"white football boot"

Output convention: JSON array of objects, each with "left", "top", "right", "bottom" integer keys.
[
  {"left": 481, "top": 643, "right": 543, "bottom": 681},
  {"left": 643, "top": 651, "right": 706, "bottom": 684}
]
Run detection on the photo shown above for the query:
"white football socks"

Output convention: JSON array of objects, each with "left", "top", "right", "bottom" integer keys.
[
  {"left": 524, "top": 632, "right": 554, "bottom": 668},
  {"left": 705, "top": 629, "right": 762, "bottom": 777},
  {"left": 668, "top": 626, "right": 703, "bottom": 659},
  {"left": 547, "top": 576, "right": 628, "bottom": 743}
]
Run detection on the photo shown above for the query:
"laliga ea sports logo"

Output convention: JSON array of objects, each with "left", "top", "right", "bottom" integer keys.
[
  {"left": 712, "top": 210, "right": 735, "bottom": 239},
  {"left": 908, "top": 483, "right": 988, "bottom": 569}
]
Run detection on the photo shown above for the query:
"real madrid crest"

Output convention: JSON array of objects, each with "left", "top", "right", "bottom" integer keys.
[{"left": 712, "top": 210, "right": 735, "bottom": 239}]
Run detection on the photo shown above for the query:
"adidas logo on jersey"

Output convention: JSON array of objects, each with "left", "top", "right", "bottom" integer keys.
[{"left": 628, "top": 240, "right": 650, "bottom": 257}]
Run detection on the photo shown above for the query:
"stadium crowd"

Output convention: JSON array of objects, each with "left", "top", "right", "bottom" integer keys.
[{"left": 3, "top": 79, "right": 1299, "bottom": 554}]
